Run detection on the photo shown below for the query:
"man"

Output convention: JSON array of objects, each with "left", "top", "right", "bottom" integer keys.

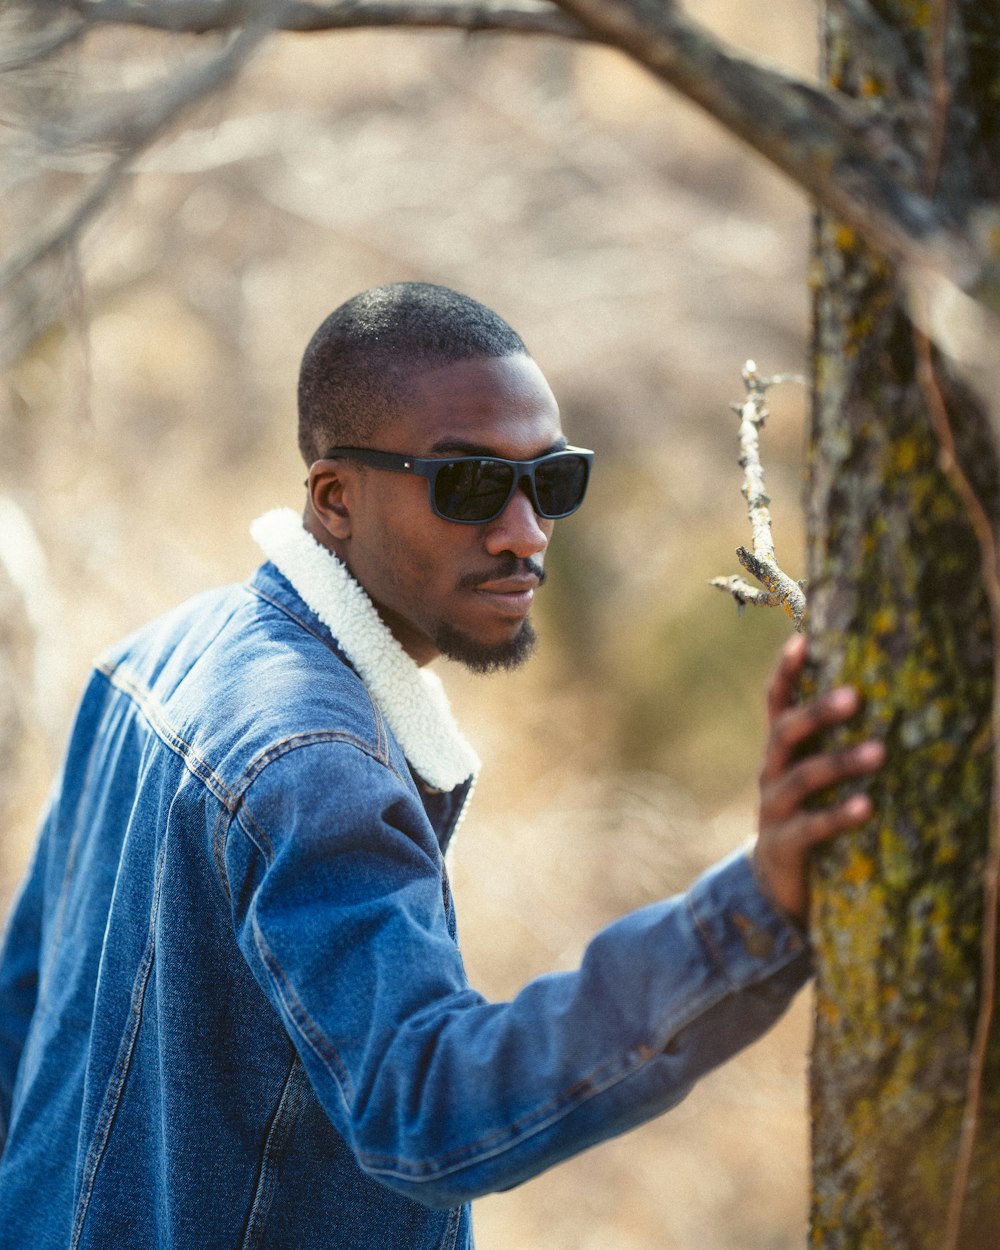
[{"left": 0, "top": 283, "right": 882, "bottom": 1248}]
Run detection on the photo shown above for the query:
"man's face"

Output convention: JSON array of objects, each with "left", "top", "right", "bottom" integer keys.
[{"left": 332, "top": 353, "right": 564, "bottom": 671}]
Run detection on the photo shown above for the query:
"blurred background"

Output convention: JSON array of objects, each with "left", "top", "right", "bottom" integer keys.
[{"left": 2, "top": 3, "right": 818, "bottom": 1246}]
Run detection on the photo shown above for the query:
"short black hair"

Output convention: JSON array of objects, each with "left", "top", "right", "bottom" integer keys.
[{"left": 297, "top": 282, "right": 528, "bottom": 464}]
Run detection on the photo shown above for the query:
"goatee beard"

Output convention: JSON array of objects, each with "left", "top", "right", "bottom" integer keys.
[{"left": 434, "top": 618, "right": 538, "bottom": 674}]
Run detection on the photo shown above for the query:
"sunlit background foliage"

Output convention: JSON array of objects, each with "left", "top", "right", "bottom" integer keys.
[{"left": 3, "top": 4, "right": 818, "bottom": 1245}]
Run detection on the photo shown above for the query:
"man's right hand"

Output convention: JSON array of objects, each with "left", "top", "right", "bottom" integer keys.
[{"left": 752, "top": 633, "right": 885, "bottom": 924}]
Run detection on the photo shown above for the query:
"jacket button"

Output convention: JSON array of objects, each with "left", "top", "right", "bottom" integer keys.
[{"left": 731, "top": 911, "right": 775, "bottom": 960}]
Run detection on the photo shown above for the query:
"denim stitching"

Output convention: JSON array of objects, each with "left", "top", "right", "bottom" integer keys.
[
  {"left": 221, "top": 732, "right": 407, "bottom": 894},
  {"left": 69, "top": 834, "right": 169, "bottom": 1250},
  {"left": 249, "top": 585, "right": 348, "bottom": 656},
  {"left": 228, "top": 732, "right": 412, "bottom": 872},
  {"left": 239, "top": 1055, "right": 310, "bottom": 1250},
  {"left": 101, "top": 652, "right": 407, "bottom": 900},
  {"left": 252, "top": 580, "right": 447, "bottom": 782},
  {"left": 367, "top": 688, "right": 389, "bottom": 765},
  {"left": 236, "top": 731, "right": 410, "bottom": 807},
  {"left": 47, "top": 693, "right": 113, "bottom": 973},
  {"left": 235, "top": 801, "right": 275, "bottom": 863},
  {"left": 251, "top": 912, "right": 355, "bottom": 1108},
  {"left": 357, "top": 915, "right": 801, "bottom": 1188},
  {"left": 686, "top": 892, "right": 731, "bottom": 985},
  {"left": 357, "top": 1047, "right": 645, "bottom": 1181},
  {"left": 212, "top": 804, "right": 233, "bottom": 904},
  {"left": 435, "top": 1203, "right": 463, "bottom": 1250},
  {"left": 97, "top": 661, "right": 235, "bottom": 808}
]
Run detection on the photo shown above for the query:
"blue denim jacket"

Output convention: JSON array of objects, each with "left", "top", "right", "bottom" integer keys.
[{"left": 0, "top": 510, "right": 809, "bottom": 1249}]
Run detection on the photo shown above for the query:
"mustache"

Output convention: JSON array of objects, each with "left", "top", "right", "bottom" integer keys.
[{"left": 458, "top": 555, "right": 547, "bottom": 591}]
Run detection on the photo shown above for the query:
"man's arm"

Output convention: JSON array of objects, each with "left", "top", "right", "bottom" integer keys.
[{"left": 223, "top": 676, "right": 883, "bottom": 1208}]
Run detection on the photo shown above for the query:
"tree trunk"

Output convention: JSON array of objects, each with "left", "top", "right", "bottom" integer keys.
[{"left": 807, "top": 3, "right": 1000, "bottom": 1246}]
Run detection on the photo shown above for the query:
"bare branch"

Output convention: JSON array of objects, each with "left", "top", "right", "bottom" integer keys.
[
  {"left": 36, "top": 0, "right": 996, "bottom": 322},
  {"left": 551, "top": 0, "right": 991, "bottom": 305},
  {"left": 69, "top": 0, "right": 587, "bottom": 38},
  {"left": 0, "top": 20, "right": 272, "bottom": 358},
  {"left": 0, "top": 0, "right": 585, "bottom": 321},
  {"left": 5, "top": 0, "right": 998, "bottom": 326},
  {"left": 925, "top": 0, "right": 954, "bottom": 191},
  {"left": 0, "top": 21, "right": 86, "bottom": 72},
  {"left": 707, "top": 574, "right": 775, "bottom": 613},
  {"left": 712, "top": 361, "right": 807, "bottom": 629}
]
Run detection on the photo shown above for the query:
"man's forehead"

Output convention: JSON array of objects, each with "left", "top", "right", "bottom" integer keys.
[
  {"left": 425, "top": 434, "right": 568, "bottom": 458},
  {"left": 389, "top": 354, "right": 563, "bottom": 454},
  {"left": 403, "top": 352, "right": 555, "bottom": 401}
]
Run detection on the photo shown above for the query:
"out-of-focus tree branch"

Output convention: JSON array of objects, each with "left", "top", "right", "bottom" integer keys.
[
  {"left": 5, "top": 0, "right": 1000, "bottom": 361},
  {"left": 0, "top": 13, "right": 274, "bottom": 362},
  {"left": 551, "top": 0, "right": 999, "bottom": 311},
  {"left": 72, "top": 0, "right": 588, "bottom": 38},
  {"left": 0, "top": 23, "right": 86, "bottom": 72}
]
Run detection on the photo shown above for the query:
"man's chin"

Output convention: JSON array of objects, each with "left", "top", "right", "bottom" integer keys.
[{"left": 434, "top": 618, "right": 538, "bottom": 674}]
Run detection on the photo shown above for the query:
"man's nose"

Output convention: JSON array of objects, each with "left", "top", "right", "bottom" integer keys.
[{"left": 482, "top": 482, "right": 551, "bottom": 559}]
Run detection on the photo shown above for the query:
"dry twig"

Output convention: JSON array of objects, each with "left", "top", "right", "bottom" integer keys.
[{"left": 711, "top": 361, "right": 807, "bottom": 629}]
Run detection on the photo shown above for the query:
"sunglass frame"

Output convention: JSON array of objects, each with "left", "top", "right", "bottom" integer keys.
[{"left": 322, "top": 445, "right": 594, "bottom": 524}]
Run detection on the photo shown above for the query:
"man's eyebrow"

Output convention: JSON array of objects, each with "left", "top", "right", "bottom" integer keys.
[{"left": 426, "top": 436, "right": 568, "bottom": 457}]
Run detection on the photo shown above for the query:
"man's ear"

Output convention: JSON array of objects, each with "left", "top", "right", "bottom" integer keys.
[{"left": 307, "top": 460, "right": 354, "bottom": 542}]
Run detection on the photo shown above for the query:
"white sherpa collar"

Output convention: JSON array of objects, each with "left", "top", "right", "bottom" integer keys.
[{"left": 250, "top": 507, "right": 480, "bottom": 793}]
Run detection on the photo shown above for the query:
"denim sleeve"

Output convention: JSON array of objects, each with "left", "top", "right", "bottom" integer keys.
[
  {"left": 0, "top": 821, "right": 46, "bottom": 1155},
  {"left": 227, "top": 739, "right": 810, "bottom": 1208}
]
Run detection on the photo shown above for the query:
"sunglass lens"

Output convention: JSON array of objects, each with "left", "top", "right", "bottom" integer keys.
[
  {"left": 434, "top": 459, "right": 515, "bottom": 521},
  {"left": 534, "top": 455, "right": 589, "bottom": 517}
]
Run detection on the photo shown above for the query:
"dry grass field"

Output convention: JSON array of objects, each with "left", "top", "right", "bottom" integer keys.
[{"left": 2, "top": 5, "right": 824, "bottom": 1245}]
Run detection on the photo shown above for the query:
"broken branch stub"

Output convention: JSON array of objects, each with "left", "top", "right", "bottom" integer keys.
[{"left": 710, "top": 360, "right": 807, "bottom": 628}]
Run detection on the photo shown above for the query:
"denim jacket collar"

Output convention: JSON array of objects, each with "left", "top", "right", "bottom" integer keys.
[{"left": 251, "top": 507, "right": 480, "bottom": 792}]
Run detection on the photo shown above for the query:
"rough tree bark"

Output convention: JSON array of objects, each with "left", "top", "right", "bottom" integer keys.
[{"left": 807, "top": 3, "right": 1000, "bottom": 1246}]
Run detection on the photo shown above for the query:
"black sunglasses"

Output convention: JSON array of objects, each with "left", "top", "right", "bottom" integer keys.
[{"left": 323, "top": 446, "right": 594, "bottom": 525}]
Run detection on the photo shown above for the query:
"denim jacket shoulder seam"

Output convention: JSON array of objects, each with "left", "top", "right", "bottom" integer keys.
[
  {"left": 96, "top": 659, "right": 237, "bottom": 810},
  {"left": 227, "top": 730, "right": 409, "bottom": 870},
  {"left": 238, "top": 729, "right": 402, "bottom": 801}
]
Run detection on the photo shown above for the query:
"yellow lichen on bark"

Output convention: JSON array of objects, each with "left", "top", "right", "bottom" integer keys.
[
  {"left": 806, "top": 16, "right": 1000, "bottom": 1222},
  {"left": 807, "top": 340, "right": 997, "bottom": 1241}
]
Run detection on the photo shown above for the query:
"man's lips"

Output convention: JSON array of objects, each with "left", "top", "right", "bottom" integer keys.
[{"left": 469, "top": 575, "right": 540, "bottom": 615}]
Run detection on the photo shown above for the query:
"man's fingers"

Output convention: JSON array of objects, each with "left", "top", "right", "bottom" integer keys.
[
  {"left": 763, "top": 686, "right": 864, "bottom": 780},
  {"left": 762, "top": 739, "right": 885, "bottom": 816},
  {"left": 765, "top": 633, "right": 808, "bottom": 721},
  {"left": 781, "top": 791, "right": 875, "bottom": 851},
  {"left": 756, "top": 639, "right": 887, "bottom": 922},
  {"left": 754, "top": 791, "right": 876, "bottom": 919}
]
